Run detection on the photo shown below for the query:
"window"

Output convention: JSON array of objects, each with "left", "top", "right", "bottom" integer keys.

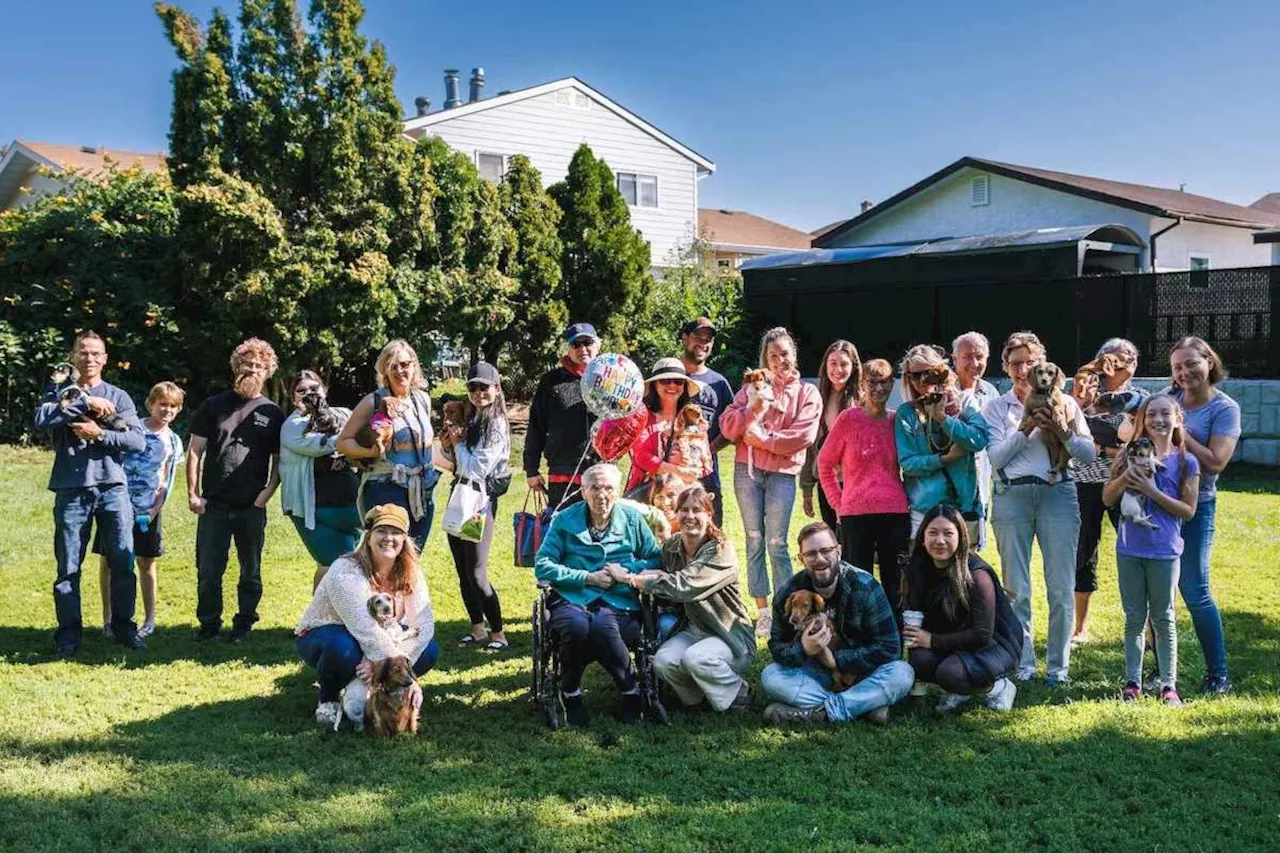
[
  {"left": 1189, "top": 253, "right": 1211, "bottom": 288},
  {"left": 617, "top": 172, "right": 658, "bottom": 208},
  {"left": 476, "top": 152, "right": 506, "bottom": 182},
  {"left": 970, "top": 175, "right": 990, "bottom": 206},
  {"left": 716, "top": 258, "right": 733, "bottom": 271}
]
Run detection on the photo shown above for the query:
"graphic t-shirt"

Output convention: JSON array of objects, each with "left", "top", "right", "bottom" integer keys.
[
  {"left": 123, "top": 423, "right": 183, "bottom": 519},
  {"left": 190, "top": 391, "right": 285, "bottom": 506}
]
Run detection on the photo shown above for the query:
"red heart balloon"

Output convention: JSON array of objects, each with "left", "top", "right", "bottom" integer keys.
[{"left": 592, "top": 407, "right": 651, "bottom": 462}]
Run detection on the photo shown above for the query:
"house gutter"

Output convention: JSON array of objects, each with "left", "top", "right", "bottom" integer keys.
[{"left": 1148, "top": 217, "right": 1182, "bottom": 271}]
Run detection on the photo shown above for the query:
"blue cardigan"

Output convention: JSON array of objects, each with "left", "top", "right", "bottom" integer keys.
[
  {"left": 535, "top": 501, "right": 663, "bottom": 611},
  {"left": 894, "top": 395, "right": 989, "bottom": 516}
]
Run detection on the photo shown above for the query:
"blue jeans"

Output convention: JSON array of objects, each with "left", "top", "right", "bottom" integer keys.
[
  {"left": 734, "top": 462, "right": 797, "bottom": 599},
  {"left": 760, "top": 660, "right": 914, "bottom": 722},
  {"left": 289, "top": 505, "right": 362, "bottom": 567},
  {"left": 992, "top": 480, "right": 1080, "bottom": 680},
  {"left": 296, "top": 624, "right": 440, "bottom": 702},
  {"left": 52, "top": 485, "right": 136, "bottom": 645},
  {"left": 360, "top": 476, "right": 437, "bottom": 552},
  {"left": 1179, "top": 498, "right": 1228, "bottom": 678}
]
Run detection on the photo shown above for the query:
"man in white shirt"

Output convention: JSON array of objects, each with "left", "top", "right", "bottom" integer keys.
[{"left": 952, "top": 332, "right": 1001, "bottom": 551}]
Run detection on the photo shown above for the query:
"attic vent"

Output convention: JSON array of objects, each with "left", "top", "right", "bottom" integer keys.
[
  {"left": 553, "top": 89, "right": 590, "bottom": 111},
  {"left": 80, "top": 145, "right": 100, "bottom": 154},
  {"left": 971, "top": 175, "right": 990, "bottom": 207}
]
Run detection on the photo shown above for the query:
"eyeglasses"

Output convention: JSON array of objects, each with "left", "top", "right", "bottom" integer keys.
[
  {"left": 371, "top": 526, "right": 406, "bottom": 539},
  {"left": 569, "top": 339, "right": 595, "bottom": 348},
  {"left": 867, "top": 379, "right": 894, "bottom": 388},
  {"left": 905, "top": 370, "right": 932, "bottom": 381},
  {"left": 798, "top": 545, "right": 839, "bottom": 562}
]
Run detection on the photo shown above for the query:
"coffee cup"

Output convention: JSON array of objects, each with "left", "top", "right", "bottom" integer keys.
[{"left": 902, "top": 610, "right": 924, "bottom": 648}]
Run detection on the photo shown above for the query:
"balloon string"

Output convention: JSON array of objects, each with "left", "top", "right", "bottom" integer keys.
[{"left": 552, "top": 422, "right": 600, "bottom": 515}]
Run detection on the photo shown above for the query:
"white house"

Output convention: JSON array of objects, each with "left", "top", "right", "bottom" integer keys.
[
  {"left": 0, "top": 140, "right": 166, "bottom": 211},
  {"left": 401, "top": 71, "right": 715, "bottom": 266},
  {"left": 814, "top": 156, "right": 1280, "bottom": 272}
]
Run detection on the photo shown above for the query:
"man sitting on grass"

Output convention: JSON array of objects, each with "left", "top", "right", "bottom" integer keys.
[{"left": 761, "top": 522, "right": 913, "bottom": 725}]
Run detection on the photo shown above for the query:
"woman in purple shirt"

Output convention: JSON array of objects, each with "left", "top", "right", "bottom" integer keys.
[{"left": 1169, "top": 336, "right": 1240, "bottom": 695}]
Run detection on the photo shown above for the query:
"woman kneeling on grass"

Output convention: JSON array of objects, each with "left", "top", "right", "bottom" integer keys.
[
  {"left": 1102, "top": 395, "right": 1199, "bottom": 707},
  {"left": 901, "top": 505, "right": 1023, "bottom": 714},
  {"left": 295, "top": 504, "right": 438, "bottom": 730},
  {"left": 613, "top": 484, "right": 755, "bottom": 713}
]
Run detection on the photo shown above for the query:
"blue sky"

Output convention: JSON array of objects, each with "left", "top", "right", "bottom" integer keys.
[{"left": 3, "top": 0, "right": 1278, "bottom": 231}]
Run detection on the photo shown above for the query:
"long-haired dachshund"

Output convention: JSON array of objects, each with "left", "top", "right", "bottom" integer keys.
[
  {"left": 365, "top": 656, "right": 421, "bottom": 738},
  {"left": 1024, "top": 361, "right": 1072, "bottom": 473},
  {"left": 784, "top": 590, "right": 856, "bottom": 691}
]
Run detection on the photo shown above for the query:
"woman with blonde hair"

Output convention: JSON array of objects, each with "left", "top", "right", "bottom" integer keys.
[
  {"left": 338, "top": 340, "right": 438, "bottom": 549},
  {"left": 801, "top": 340, "right": 861, "bottom": 530}
]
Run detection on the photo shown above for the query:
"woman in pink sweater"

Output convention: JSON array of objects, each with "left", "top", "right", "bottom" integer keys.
[
  {"left": 817, "top": 358, "right": 909, "bottom": 617},
  {"left": 719, "top": 327, "right": 821, "bottom": 636}
]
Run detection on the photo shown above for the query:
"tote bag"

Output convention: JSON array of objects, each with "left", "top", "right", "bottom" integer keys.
[
  {"left": 513, "top": 490, "right": 551, "bottom": 567},
  {"left": 443, "top": 476, "right": 488, "bottom": 543}
]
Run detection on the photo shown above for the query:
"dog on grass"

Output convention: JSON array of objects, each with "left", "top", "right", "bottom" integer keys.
[
  {"left": 1024, "top": 361, "right": 1072, "bottom": 474},
  {"left": 1118, "top": 437, "right": 1161, "bottom": 544},
  {"left": 784, "top": 590, "right": 856, "bottom": 691},
  {"left": 365, "top": 656, "right": 421, "bottom": 738}
]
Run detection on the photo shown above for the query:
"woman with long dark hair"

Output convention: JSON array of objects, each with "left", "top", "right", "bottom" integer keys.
[
  {"left": 625, "top": 358, "right": 703, "bottom": 495},
  {"left": 901, "top": 505, "right": 1022, "bottom": 714},
  {"left": 801, "top": 340, "right": 861, "bottom": 530},
  {"left": 447, "top": 362, "right": 511, "bottom": 652}
]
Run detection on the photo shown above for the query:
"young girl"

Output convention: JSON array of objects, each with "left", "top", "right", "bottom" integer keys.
[
  {"left": 97, "top": 381, "right": 185, "bottom": 638},
  {"left": 1102, "top": 395, "right": 1200, "bottom": 707}
]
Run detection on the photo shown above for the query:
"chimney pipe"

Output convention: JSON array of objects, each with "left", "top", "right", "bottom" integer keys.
[
  {"left": 860, "top": 199, "right": 873, "bottom": 213},
  {"left": 469, "top": 68, "right": 485, "bottom": 103},
  {"left": 443, "top": 69, "right": 461, "bottom": 109},
  {"left": 414, "top": 95, "right": 431, "bottom": 117}
]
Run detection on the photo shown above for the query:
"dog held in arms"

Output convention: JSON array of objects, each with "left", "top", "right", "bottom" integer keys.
[
  {"left": 1023, "top": 361, "right": 1072, "bottom": 474},
  {"left": 670, "top": 403, "right": 714, "bottom": 484},
  {"left": 1117, "top": 437, "right": 1161, "bottom": 544},
  {"left": 50, "top": 362, "right": 129, "bottom": 432},
  {"left": 784, "top": 590, "right": 856, "bottom": 691},
  {"left": 742, "top": 369, "right": 780, "bottom": 476}
]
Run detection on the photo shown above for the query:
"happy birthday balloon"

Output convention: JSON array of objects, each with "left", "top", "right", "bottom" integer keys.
[
  {"left": 592, "top": 407, "right": 650, "bottom": 462},
  {"left": 581, "top": 353, "right": 644, "bottom": 421}
]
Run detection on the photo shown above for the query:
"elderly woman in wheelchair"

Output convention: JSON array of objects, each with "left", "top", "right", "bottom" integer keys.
[
  {"left": 533, "top": 463, "right": 663, "bottom": 727},
  {"left": 613, "top": 483, "right": 755, "bottom": 713}
]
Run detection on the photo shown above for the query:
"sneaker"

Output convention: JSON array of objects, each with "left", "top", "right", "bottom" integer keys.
[
  {"left": 562, "top": 692, "right": 589, "bottom": 728},
  {"left": 909, "top": 680, "right": 929, "bottom": 697},
  {"left": 314, "top": 701, "right": 342, "bottom": 729},
  {"left": 226, "top": 625, "right": 251, "bottom": 644},
  {"left": 862, "top": 705, "right": 890, "bottom": 727},
  {"left": 116, "top": 630, "right": 147, "bottom": 651},
  {"left": 1121, "top": 682, "right": 1141, "bottom": 702},
  {"left": 137, "top": 621, "right": 156, "bottom": 639},
  {"left": 102, "top": 624, "right": 115, "bottom": 639},
  {"left": 1044, "top": 673, "right": 1069, "bottom": 688},
  {"left": 196, "top": 624, "right": 220, "bottom": 641},
  {"left": 935, "top": 692, "right": 971, "bottom": 715},
  {"left": 620, "top": 692, "right": 643, "bottom": 724},
  {"left": 1015, "top": 667, "right": 1037, "bottom": 682},
  {"left": 728, "top": 681, "right": 752, "bottom": 712},
  {"left": 763, "top": 702, "right": 828, "bottom": 725},
  {"left": 1159, "top": 686, "right": 1183, "bottom": 708},
  {"left": 754, "top": 610, "right": 772, "bottom": 639},
  {"left": 55, "top": 641, "right": 79, "bottom": 659},
  {"left": 982, "top": 678, "right": 1017, "bottom": 712},
  {"left": 1202, "top": 674, "right": 1231, "bottom": 696}
]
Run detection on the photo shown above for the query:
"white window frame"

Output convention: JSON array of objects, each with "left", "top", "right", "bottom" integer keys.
[
  {"left": 616, "top": 171, "right": 659, "bottom": 208},
  {"left": 1188, "top": 253, "right": 1211, "bottom": 271},
  {"left": 475, "top": 151, "right": 507, "bottom": 182}
]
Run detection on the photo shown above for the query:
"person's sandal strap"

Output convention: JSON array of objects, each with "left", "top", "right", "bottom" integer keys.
[
  {"left": 482, "top": 640, "right": 509, "bottom": 653},
  {"left": 458, "top": 634, "right": 483, "bottom": 647}
]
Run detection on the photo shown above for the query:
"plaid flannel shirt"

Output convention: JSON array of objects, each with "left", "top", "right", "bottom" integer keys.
[{"left": 768, "top": 561, "right": 901, "bottom": 676}]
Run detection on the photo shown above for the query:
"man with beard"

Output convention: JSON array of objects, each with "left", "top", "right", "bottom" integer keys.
[
  {"left": 524, "top": 322, "right": 600, "bottom": 509},
  {"left": 186, "top": 338, "right": 285, "bottom": 642},
  {"left": 35, "top": 330, "right": 147, "bottom": 656},
  {"left": 678, "top": 317, "right": 735, "bottom": 525},
  {"left": 760, "top": 522, "right": 913, "bottom": 725}
]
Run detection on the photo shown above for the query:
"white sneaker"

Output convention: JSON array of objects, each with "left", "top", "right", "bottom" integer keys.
[
  {"left": 754, "top": 610, "right": 772, "bottom": 639},
  {"left": 314, "top": 701, "right": 342, "bottom": 730},
  {"left": 137, "top": 621, "right": 156, "bottom": 639},
  {"left": 1014, "top": 667, "right": 1037, "bottom": 682},
  {"left": 982, "top": 678, "right": 1017, "bottom": 712},
  {"left": 342, "top": 678, "right": 367, "bottom": 731},
  {"left": 936, "top": 692, "right": 971, "bottom": 715}
]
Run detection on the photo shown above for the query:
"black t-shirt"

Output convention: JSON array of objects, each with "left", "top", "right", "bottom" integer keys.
[
  {"left": 190, "top": 391, "right": 285, "bottom": 506},
  {"left": 313, "top": 453, "right": 358, "bottom": 507}
]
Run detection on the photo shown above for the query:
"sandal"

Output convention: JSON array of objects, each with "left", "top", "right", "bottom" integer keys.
[
  {"left": 457, "top": 633, "right": 485, "bottom": 647},
  {"left": 481, "top": 640, "right": 510, "bottom": 653}
]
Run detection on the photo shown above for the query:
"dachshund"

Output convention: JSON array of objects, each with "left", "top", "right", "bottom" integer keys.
[
  {"left": 911, "top": 362, "right": 961, "bottom": 451},
  {"left": 784, "top": 590, "right": 856, "bottom": 691},
  {"left": 1117, "top": 437, "right": 1161, "bottom": 544},
  {"left": 365, "top": 656, "right": 421, "bottom": 738},
  {"left": 671, "top": 403, "right": 713, "bottom": 483},
  {"left": 353, "top": 401, "right": 396, "bottom": 467},
  {"left": 1024, "top": 361, "right": 1072, "bottom": 473},
  {"left": 435, "top": 399, "right": 468, "bottom": 466},
  {"left": 742, "top": 369, "right": 779, "bottom": 477}
]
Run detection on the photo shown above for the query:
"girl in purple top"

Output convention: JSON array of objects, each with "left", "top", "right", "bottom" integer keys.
[
  {"left": 1103, "top": 396, "right": 1199, "bottom": 707},
  {"left": 1169, "top": 336, "right": 1240, "bottom": 695}
]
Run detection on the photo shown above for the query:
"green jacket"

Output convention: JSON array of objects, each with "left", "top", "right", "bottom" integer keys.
[
  {"left": 535, "top": 501, "right": 662, "bottom": 611},
  {"left": 645, "top": 536, "right": 756, "bottom": 668}
]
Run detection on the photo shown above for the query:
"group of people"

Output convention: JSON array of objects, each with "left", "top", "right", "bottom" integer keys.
[{"left": 36, "top": 315, "right": 1241, "bottom": 728}]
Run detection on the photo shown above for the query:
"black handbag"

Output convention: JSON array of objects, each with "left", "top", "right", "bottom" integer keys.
[{"left": 486, "top": 462, "right": 513, "bottom": 497}]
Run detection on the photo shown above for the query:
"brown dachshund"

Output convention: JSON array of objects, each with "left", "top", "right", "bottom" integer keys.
[
  {"left": 1025, "top": 361, "right": 1072, "bottom": 473},
  {"left": 437, "top": 400, "right": 467, "bottom": 455},
  {"left": 784, "top": 590, "right": 857, "bottom": 691},
  {"left": 365, "top": 656, "right": 420, "bottom": 737}
]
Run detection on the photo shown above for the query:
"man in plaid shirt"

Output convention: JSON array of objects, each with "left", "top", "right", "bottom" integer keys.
[{"left": 761, "top": 522, "right": 914, "bottom": 725}]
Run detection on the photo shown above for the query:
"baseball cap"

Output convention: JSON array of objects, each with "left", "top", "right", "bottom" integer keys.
[
  {"left": 564, "top": 322, "right": 600, "bottom": 344},
  {"left": 679, "top": 317, "right": 717, "bottom": 337},
  {"left": 467, "top": 361, "right": 500, "bottom": 387}
]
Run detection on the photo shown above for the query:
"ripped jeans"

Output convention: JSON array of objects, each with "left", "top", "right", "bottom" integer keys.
[{"left": 734, "top": 462, "right": 797, "bottom": 599}]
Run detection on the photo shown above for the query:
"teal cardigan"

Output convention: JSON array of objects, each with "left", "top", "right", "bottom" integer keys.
[
  {"left": 535, "top": 501, "right": 663, "bottom": 610},
  {"left": 894, "top": 395, "right": 989, "bottom": 516}
]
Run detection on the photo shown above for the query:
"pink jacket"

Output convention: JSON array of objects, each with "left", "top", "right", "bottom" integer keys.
[
  {"left": 817, "top": 407, "right": 908, "bottom": 517},
  {"left": 718, "top": 372, "right": 821, "bottom": 476}
]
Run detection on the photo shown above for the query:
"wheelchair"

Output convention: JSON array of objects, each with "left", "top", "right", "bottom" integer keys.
[{"left": 529, "top": 582, "right": 670, "bottom": 729}]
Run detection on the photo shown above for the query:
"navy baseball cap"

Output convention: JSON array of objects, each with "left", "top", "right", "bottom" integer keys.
[
  {"left": 466, "top": 361, "right": 500, "bottom": 387},
  {"left": 564, "top": 322, "right": 600, "bottom": 344}
]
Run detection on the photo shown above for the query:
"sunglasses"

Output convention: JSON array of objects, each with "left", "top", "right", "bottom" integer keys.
[
  {"left": 467, "top": 384, "right": 493, "bottom": 393},
  {"left": 569, "top": 339, "right": 596, "bottom": 348},
  {"left": 656, "top": 378, "right": 686, "bottom": 386}
]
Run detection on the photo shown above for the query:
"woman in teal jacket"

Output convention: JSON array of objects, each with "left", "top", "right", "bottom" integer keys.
[
  {"left": 895, "top": 345, "right": 989, "bottom": 542},
  {"left": 535, "top": 462, "right": 663, "bottom": 727}
]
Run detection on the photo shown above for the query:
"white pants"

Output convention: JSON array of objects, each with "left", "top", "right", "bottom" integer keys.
[{"left": 653, "top": 625, "right": 747, "bottom": 711}]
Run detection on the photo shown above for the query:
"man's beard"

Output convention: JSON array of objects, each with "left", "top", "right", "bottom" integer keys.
[
  {"left": 684, "top": 346, "right": 708, "bottom": 365},
  {"left": 235, "top": 371, "right": 265, "bottom": 399}
]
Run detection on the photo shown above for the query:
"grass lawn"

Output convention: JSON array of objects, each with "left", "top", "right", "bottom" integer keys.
[{"left": 0, "top": 441, "right": 1278, "bottom": 852}]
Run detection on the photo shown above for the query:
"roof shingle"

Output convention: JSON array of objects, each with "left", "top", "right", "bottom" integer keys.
[{"left": 698, "top": 208, "right": 812, "bottom": 251}]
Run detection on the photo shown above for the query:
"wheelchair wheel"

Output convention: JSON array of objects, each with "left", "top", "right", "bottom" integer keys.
[
  {"left": 541, "top": 675, "right": 561, "bottom": 730},
  {"left": 529, "top": 600, "right": 543, "bottom": 705},
  {"left": 644, "top": 693, "right": 669, "bottom": 725}
]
